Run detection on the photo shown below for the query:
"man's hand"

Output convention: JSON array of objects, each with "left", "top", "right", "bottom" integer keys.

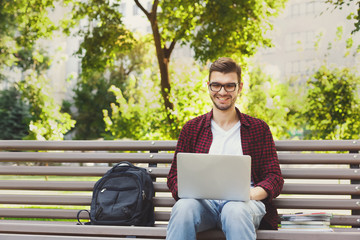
[{"left": 250, "top": 186, "right": 268, "bottom": 201}]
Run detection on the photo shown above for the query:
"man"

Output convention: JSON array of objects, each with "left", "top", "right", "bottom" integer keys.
[{"left": 166, "top": 57, "right": 284, "bottom": 240}]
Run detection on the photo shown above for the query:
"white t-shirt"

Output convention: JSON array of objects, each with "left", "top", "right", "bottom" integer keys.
[{"left": 209, "top": 120, "right": 243, "bottom": 155}]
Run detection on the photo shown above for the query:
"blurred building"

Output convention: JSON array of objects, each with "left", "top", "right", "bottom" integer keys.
[{"left": 253, "top": 0, "right": 360, "bottom": 83}]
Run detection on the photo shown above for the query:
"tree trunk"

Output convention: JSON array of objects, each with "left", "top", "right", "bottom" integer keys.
[
  {"left": 151, "top": 23, "right": 174, "bottom": 113},
  {"left": 134, "top": 0, "right": 175, "bottom": 126}
]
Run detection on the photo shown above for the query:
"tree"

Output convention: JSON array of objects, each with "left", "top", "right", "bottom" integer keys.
[
  {"left": 240, "top": 67, "right": 304, "bottom": 140},
  {"left": 0, "top": 1, "right": 76, "bottom": 140},
  {"left": 302, "top": 65, "right": 360, "bottom": 140},
  {"left": 103, "top": 59, "right": 209, "bottom": 140},
  {"left": 68, "top": 34, "right": 155, "bottom": 139},
  {"left": 66, "top": 0, "right": 287, "bottom": 126},
  {"left": 0, "top": 0, "right": 57, "bottom": 73},
  {"left": 0, "top": 87, "right": 30, "bottom": 139}
]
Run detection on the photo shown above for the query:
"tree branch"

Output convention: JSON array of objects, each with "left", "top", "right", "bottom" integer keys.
[
  {"left": 165, "top": 40, "right": 177, "bottom": 59},
  {"left": 134, "top": 0, "right": 150, "bottom": 18}
]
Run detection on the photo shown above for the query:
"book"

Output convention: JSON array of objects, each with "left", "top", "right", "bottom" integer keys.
[{"left": 279, "top": 212, "right": 333, "bottom": 232}]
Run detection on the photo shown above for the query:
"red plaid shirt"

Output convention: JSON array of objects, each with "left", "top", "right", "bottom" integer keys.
[{"left": 167, "top": 108, "right": 284, "bottom": 230}]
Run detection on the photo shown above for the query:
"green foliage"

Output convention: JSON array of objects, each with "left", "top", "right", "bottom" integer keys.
[
  {"left": 168, "top": 61, "right": 210, "bottom": 138},
  {"left": 71, "top": 74, "right": 116, "bottom": 139},
  {"left": 63, "top": 0, "right": 135, "bottom": 77},
  {"left": 240, "top": 67, "right": 303, "bottom": 140},
  {"left": 18, "top": 70, "right": 75, "bottom": 140},
  {"left": 0, "top": 86, "right": 30, "bottom": 140},
  {"left": 158, "top": 0, "right": 287, "bottom": 63},
  {"left": 0, "top": 0, "right": 76, "bottom": 140},
  {"left": 104, "top": 60, "right": 210, "bottom": 140},
  {"left": 70, "top": 35, "right": 154, "bottom": 139},
  {"left": 302, "top": 65, "right": 360, "bottom": 140}
]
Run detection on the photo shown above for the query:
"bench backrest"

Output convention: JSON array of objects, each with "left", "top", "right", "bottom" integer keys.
[{"left": 0, "top": 140, "right": 359, "bottom": 228}]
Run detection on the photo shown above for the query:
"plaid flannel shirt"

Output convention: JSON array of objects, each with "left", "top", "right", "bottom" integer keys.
[{"left": 167, "top": 108, "right": 284, "bottom": 230}]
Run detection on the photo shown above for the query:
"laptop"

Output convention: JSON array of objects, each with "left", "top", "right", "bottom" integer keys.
[{"left": 177, "top": 152, "right": 251, "bottom": 201}]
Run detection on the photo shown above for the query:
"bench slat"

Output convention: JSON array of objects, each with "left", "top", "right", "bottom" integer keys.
[
  {"left": 0, "top": 208, "right": 171, "bottom": 222},
  {"left": 279, "top": 153, "right": 359, "bottom": 164},
  {"left": 0, "top": 222, "right": 359, "bottom": 240},
  {"left": 1, "top": 152, "right": 359, "bottom": 165},
  {"left": 1, "top": 198, "right": 359, "bottom": 219},
  {"left": 0, "top": 166, "right": 169, "bottom": 177},
  {"left": 0, "top": 195, "right": 176, "bottom": 207},
  {"left": 0, "top": 180, "right": 168, "bottom": 192},
  {"left": 275, "top": 140, "right": 360, "bottom": 151},
  {"left": 282, "top": 184, "right": 360, "bottom": 195},
  {"left": 1, "top": 166, "right": 359, "bottom": 180},
  {"left": 273, "top": 198, "right": 360, "bottom": 209},
  {"left": 0, "top": 152, "right": 173, "bottom": 164},
  {"left": 282, "top": 168, "right": 360, "bottom": 180},
  {"left": 1, "top": 181, "right": 359, "bottom": 194},
  {"left": 0, "top": 234, "right": 162, "bottom": 240},
  {"left": 2, "top": 192, "right": 360, "bottom": 207},
  {"left": 0, "top": 140, "right": 358, "bottom": 151},
  {"left": 0, "top": 140, "right": 177, "bottom": 151},
  {"left": 0, "top": 222, "right": 168, "bottom": 238}
]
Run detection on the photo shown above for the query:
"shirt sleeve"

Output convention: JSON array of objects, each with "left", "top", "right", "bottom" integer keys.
[
  {"left": 167, "top": 123, "right": 190, "bottom": 200},
  {"left": 254, "top": 123, "right": 284, "bottom": 200}
]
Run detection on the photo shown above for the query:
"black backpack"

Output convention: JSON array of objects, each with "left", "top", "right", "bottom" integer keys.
[{"left": 77, "top": 161, "right": 155, "bottom": 226}]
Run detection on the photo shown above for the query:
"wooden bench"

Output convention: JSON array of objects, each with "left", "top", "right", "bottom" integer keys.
[{"left": 0, "top": 140, "right": 359, "bottom": 240}]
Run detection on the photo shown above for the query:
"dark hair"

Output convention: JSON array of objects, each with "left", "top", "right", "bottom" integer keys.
[{"left": 209, "top": 57, "right": 242, "bottom": 84}]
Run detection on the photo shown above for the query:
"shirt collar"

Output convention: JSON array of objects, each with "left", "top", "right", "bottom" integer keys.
[{"left": 205, "top": 107, "right": 251, "bottom": 128}]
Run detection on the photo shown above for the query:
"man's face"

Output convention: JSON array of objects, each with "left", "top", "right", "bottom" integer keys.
[{"left": 208, "top": 71, "right": 242, "bottom": 111}]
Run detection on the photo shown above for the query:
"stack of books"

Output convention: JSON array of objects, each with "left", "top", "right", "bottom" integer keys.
[{"left": 279, "top": 212, "right": 333, "bottom": 231}]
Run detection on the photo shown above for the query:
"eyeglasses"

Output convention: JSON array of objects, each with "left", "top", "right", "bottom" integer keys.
[{"left": 208, "top": 82, "right": 238, "bottom": 92}]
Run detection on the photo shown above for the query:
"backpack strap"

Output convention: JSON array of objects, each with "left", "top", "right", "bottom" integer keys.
[
  {"left": 111, "top": 161, "right": 136, "bottom": 172},
  {"left": 76, "top": 209, "right": 91, "bottom": 225}
]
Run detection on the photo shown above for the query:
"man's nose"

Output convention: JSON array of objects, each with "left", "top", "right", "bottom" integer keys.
[{"left": 218, "top": 86, "right": 228, "bottom": 94}]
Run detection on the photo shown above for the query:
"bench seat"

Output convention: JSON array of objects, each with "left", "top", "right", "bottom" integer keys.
[{"left": 0, "top": 140, "right": 359, "bottom": 239}]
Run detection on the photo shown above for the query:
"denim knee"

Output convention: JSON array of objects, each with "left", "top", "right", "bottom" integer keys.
[
  {"left": 221, "top": 201, "right": 250, "bottom": 223},
  {"left": 171, "top": 199, "right": 202, "bottom": 223}
]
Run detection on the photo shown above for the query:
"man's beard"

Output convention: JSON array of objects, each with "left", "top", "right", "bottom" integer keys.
[{"left": 210, "top": 93, "right": 237, "bottom": 111}]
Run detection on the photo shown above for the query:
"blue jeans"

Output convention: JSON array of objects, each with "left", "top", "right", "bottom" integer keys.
[{"left": 166, "top": 199, "right": 266, "bottom": 240}]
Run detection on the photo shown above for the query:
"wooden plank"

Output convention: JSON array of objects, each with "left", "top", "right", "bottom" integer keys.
[
  {"left": 330, "top": 215, "right": 360, "bottom": 226},
  {"left": 0, "top": 180, "right": 95, "bottom": 191},
  {"left": 0, "top": 152, "right": 173, "bottom": 164},
  {"left": 282, "top": 184, "right": 360, "bottom": 195},
  {"left": 0, "top": 140, "right": 359, "bottom": 152},
  {"left": 1, "top": 165, "right": 360, "bottom": 180},
  {"left": 278, "top": 153, "right": 360, "bottom": 164},
  {"left": 0, "top": 222, "right": 168, "bottom": 238},
  {"left": 0, "top": 195, "right": 175, "bottom": 207},
  {"left": 0, "top": 208, "right": 172, "bottom": 221},
  {"left": 273, "top": 198, "right": 360, "bottom": 209},
  {"left": 0, "top": 140, "right": 177, "bottom": 151},
  {"left": 256, "top": 230, "right": 360, "bottom": 240},
  {"left": 1, "top": 180, "right": 359, "bottom": 194},
  {"left": 0, "top": 166, "right": 169, "bottom": 178},
  {"left": 0, "top": 180, "right": 168, "bottom": 192},
  {"left": 1, "top": 152, "right": 359, "bottom": 165},
  {"left": 1, "top": 198, "right": 360, "bottom": 220},
  {"left": 275, "top": 140, "right": 360, "bottom": 151},
  {"left": 198, "top": 229, "right": 360, "bottom": 240},
  {"left": 0, "top": 234, "right": 161, "bottom": 240},
  {"left": 282, "top": 168, "right": 360, "bottom": 180}
]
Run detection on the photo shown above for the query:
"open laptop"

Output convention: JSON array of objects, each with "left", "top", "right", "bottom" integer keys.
[{"left": 177, "top": 152, "right": 251, "bottom": 201}]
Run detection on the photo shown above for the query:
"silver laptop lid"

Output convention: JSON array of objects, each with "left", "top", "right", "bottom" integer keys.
[{"left": 177, "top": 153, "right": 251, "bottom": 201}]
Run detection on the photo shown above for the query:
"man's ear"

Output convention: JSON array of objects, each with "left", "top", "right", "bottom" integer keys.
[{"left": 238, "top": 82, "right": 244, "bottom": 94}]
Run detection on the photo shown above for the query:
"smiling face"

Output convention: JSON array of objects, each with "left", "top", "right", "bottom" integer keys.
[{"left": 208, "top": 71, "right": 243, "bottom": 111}]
